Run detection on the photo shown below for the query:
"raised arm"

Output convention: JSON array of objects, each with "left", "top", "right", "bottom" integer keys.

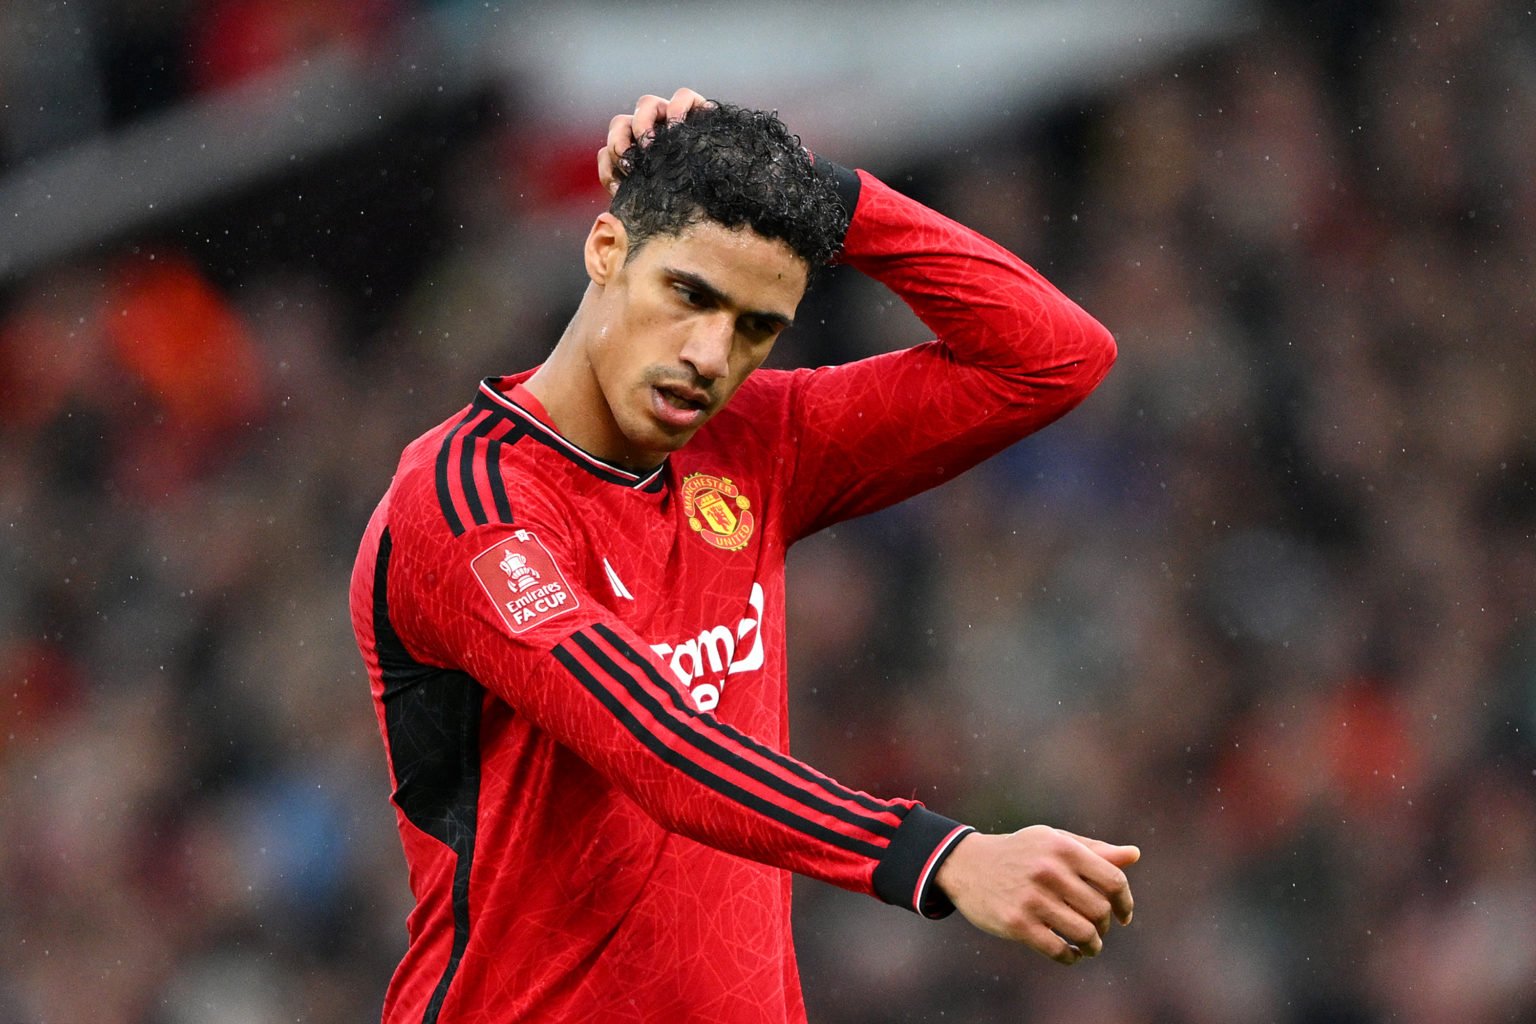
[
  {"left": 780, "top": 164, "right": 1116, "bottom": 540},
  {"left": 582, "top": 90, "right": 1138, "bottom": 965}
]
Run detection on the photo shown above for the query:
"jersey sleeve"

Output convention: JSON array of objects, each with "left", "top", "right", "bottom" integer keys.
[
  {"left": 389, "top": 510, "right": 973, "bottom": 918},
  {"left": 780, "top": 167, "right": 1117, "bottom": 541}
]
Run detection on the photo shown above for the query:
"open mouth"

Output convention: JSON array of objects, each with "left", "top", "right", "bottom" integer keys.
[
  {"left": 650, "top": 385, "right": 709, "bottom": 429},
  {"left": 658, "top": 387, "right": 706, "bottom": 412}
]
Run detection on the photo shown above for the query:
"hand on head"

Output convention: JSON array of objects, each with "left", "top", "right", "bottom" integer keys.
[{"left": 598, "top": 88, "right": 712, "bottom": 196}]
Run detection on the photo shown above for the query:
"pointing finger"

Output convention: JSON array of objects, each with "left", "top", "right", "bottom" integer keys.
[{"left": 1059, "top": 830, "right": 1141, "bottom": 866}]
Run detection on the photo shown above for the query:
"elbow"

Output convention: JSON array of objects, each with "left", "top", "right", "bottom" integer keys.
[
  {"left": 1088, "top": 316, "right": 1118, "bottom": 387},
  {"left": 1062, "top": 310, "right": 1117, "bottom": 401}
]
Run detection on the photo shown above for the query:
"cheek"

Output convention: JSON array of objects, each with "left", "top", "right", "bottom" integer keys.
[
  {"left": 735, "top": 341, "right": 776, "bottom": 378},
  {"left": 718, "top": 346, "right": 773, "bottom": 402},
  {"left": 613, "top": 307, "right": 680, "bottom": 369},
  {"left": 590, "top": 316, "right": 645, "bottom": 377}
]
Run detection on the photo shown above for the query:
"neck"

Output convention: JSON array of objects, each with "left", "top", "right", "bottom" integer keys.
[
  {"left": 523, "top": 289, "right": 656, "bottom": 472},
  {"left": 523, "top": 302, "right": 591, "bottom": 413},
  {"left": 523, "top": 289, "right": 601, "bottom": 438}
]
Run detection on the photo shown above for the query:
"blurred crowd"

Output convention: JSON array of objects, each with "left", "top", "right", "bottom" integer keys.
[
  {"left": 0, "top": 0, "right": 425, "bottom": 167},
  {"left": 3, "top": 0, "right": 1535, "bottom": 1022}
]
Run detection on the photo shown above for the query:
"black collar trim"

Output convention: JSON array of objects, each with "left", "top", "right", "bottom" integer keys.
[{"left": 476, "top": 379, "right": 667, "bottom": 492}]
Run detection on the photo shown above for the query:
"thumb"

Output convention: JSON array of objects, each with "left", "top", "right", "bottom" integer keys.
[{"left": 1059, "top": 830, "right": 1141, "bottom": 866}]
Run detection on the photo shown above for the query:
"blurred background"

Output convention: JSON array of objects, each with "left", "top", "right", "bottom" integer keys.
[{"left": 2, "top": 0, "right": 1534, "bottom": 1021}]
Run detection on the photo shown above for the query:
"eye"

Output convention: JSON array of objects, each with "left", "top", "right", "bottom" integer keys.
[
  {"left": 674, "top": 283, "right": 708, "bottom": 307},
  {"left": 741, "top": 317, "right": 781, "bottom": 343}
]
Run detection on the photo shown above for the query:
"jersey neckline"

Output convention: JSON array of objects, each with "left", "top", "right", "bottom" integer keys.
[{"left": 476, "top": 376, "right": 668, "bottom": 492}]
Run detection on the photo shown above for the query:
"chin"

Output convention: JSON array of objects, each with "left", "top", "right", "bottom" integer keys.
[
  {"left": 648, "top": 427, "right": 698, "bottom": 455},
  {"left": 642, "top": 408, "right": 708, "bottom": 445},
  {"left": 616, "top": 421, "right": 693, "bottom": 466}
]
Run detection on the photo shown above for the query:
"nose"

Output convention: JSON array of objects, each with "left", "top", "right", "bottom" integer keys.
[{"left": 678, "top": 315, "right": 733, "bottom": 382}]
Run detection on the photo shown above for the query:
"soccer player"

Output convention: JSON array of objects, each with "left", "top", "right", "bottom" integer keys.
[{"left": 350, "top": 88, "right": 1137, "bottom": 1023}]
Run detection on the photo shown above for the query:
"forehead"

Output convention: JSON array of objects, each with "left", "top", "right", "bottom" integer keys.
[{"left": 632, "top": 220, "right": 809, "bottom": 311}]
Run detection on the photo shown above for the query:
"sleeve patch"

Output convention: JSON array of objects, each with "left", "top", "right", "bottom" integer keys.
[{"left": 471, "top": 530, "right": 580, "bottom": 635}]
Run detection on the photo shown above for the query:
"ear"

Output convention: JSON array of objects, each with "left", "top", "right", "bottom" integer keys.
[{"left": 584, "top": 212, "right": 630, "bottom": 285}]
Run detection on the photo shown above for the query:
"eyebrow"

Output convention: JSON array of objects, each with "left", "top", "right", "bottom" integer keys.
[{"left": 665, "top": 268, "right": 795, "bottom": 330}]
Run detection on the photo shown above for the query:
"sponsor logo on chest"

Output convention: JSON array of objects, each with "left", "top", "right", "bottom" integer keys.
[{"left": 650, "top": 583, "right": 765, "bottom": 712}]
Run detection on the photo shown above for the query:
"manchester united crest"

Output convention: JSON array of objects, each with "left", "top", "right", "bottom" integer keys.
[{"left": 681, "top": 472, "right": 755, "bottom": 551}]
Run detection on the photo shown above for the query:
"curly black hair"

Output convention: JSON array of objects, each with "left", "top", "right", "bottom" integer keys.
[{"left": 609, "top": 102, "right": 849, "bottom": 271}]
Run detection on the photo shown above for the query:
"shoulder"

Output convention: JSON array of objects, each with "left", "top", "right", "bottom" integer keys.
[{"left": 381, "top": 436, "right": 580, "bottom": 630}]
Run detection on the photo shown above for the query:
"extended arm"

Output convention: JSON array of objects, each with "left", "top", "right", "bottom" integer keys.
[{"left": 384, "top": 514, "right": 973, "bottom": 919}]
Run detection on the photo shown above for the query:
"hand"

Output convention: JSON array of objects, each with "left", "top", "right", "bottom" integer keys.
[
  {"left": 597, "top": 88, "right": 712, "bottom": 195},
  {"left": 935, "top": 825, "right": 1139, "bottom": 965}
]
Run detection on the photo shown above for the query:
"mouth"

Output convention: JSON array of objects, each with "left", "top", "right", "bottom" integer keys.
[{"left": 650, "top": 383, "right": 710, "bottom": 430}]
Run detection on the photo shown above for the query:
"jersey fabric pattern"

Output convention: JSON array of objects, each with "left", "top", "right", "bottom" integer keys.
[{"left": 349, "top": 167, "right": 1116, "bottom": 1024}]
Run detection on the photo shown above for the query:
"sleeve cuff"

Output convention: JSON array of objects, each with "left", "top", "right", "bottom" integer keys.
[
  {"left": 871, "top": 806, "right": 975, "bottom": 919},
  {"left": 810, "top": 157, "right": 863, "bottom": 250}
]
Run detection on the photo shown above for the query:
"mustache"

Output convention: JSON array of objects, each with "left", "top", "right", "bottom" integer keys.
[{"left": 643, "top": 367, "right": 718, "bottom": 401}]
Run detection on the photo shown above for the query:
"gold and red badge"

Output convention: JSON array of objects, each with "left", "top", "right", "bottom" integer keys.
[{"left": 681, "top": 472, "right": 755, "bottom": 551}]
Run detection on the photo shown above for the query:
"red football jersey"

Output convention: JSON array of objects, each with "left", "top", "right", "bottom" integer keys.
[{"left": 349, "top": 169, "right": 1115, "bottom": 1023}]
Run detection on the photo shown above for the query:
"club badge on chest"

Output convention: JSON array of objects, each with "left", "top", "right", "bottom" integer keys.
[{"left": 681, "top": 472, "right": 755, "bottom": 551}]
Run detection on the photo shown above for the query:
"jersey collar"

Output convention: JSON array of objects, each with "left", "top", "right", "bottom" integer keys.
[{"left": 476, "top": 376, "right": 667, "bottom": 491}]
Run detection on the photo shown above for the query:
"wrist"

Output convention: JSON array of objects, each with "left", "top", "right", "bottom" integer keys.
[
  {"left": 809, "top": 158, "right": 862, "bottom": 250},
  {"left": 871, "top": 807, "right": 973, "bottom": 918},
  {"left": 934, "top": 830, "right": 979, "bottom": 904}
]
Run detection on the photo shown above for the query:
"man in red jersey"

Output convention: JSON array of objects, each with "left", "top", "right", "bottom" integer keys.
[{"left": 350, "top": 87, "right": 1137, "bottom": 1023}]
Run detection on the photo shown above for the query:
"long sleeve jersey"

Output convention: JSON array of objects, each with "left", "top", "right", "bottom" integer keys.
[{"left": 349, "top": 166, "right": 1116, "bottom": 1024}]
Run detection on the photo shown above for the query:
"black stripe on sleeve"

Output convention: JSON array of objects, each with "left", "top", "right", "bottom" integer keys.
[
  {"left": 594, "top": 622, "right": 899, "bottom": 821},
  {"left": 457, "top": 415, "right": 499, "bottom": 529},
  {"left": 567, "top": 628, "right": 895, "bottom": 843},
  {"left": 434, "top": 411, "right": 477, "bottom": 536},
  {"left": 485, "top": 435, "right": 517, "bottom": 526},
  {"left": 552, "top": 637, "right": 885, "bottom": 860}
]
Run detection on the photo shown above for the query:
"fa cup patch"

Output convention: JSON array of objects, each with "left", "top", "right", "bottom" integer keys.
[
  {"left": 471, "top": 530, "right": 579, "bottom": 634},
  {"left": 681, "top": 472, "right": 755, "bottom": 551}
]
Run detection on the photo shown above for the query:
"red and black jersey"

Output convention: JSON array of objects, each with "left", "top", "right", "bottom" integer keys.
[{"left": 349, "top": 167, "right": 1115, "bottom": 1023}]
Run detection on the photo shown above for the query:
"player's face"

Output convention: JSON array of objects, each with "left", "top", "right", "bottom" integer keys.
[{"left": 584, "top": 218, "right": 807, "bottom": 468}]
